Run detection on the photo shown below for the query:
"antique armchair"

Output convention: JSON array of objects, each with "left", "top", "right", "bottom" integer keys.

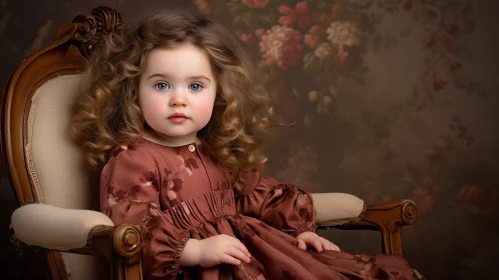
[{"left": 1, "top": 7, "right": 419, "bottom": 280}]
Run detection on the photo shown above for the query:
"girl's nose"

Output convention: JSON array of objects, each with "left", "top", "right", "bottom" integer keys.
[{"left": 169, "top": 91, "right": 187, "bottom": 107}]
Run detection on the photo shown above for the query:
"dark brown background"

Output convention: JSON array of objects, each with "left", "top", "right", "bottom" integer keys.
[{"left": 1, "top": 0, "right": 498, "bottom": 279}]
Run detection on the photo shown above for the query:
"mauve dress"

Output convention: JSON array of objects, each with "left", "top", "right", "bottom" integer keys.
[{"left": 100, "top": 138, "right": 425, "bottom": 280}]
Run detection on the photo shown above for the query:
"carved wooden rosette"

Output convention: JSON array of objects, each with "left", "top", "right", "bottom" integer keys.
[
  {"left": 113, "top": 225, "right": 142, "bottom": 258},
  {"left": 71, "top": 6, "right": 124, "bottom": 58}
]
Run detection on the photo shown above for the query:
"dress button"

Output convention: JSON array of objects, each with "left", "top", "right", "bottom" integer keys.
[{"left": 188, "top": 144, "right": 196, "bottom": 152}]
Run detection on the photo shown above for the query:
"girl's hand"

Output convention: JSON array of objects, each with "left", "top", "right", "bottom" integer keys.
[
  {"left": 296, "top": 231, "right": 340, "bottom": 252},
  {"left": 197, "top": 234, "right": 251, "bottom": 267}
]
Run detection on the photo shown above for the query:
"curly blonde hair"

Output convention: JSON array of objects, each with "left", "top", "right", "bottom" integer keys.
[{"left": 70, "top": 10, "right": 273, "bottom": 173}]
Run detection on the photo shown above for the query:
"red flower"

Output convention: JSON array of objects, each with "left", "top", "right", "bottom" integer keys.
[
  {"left": 444, "top": 24, "right": 460, "bottom": 35},
  {"left": 402, "top": 0, "right": 412, "bottom": 11},
  {"left": 447, "top": 59, "right": 462, "bottom": 72},
  {"left": 242, "top": 0, "right": 269, "bottom": 9},
  {"left": 431, "top": 73, "right": 448, "bottom": 91},
  {"left": 311, "top": 12, "right": 334, "bottom": 24},
  {"left": 456, "top": 185, "right": 483, "bottom": 204},
  {"left": 331, "top": 2, "right": 347, "bottom": 17},
  {"left": 422, "top": 35, "right": 435, "bottom": 47},
  {"left": 304, "top": 25, "right": 325, "bottom": 48},
  {"left": 279, "top": 1, "right": 311, "bottom": 28}
]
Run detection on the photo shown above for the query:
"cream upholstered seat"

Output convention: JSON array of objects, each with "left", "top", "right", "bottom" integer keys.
[{"left": 2, "top": 7, "right": 418, "bottom": 280}]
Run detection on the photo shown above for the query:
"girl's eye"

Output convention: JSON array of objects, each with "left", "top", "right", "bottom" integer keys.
[
  {"left": 189, "top": 83, "right": 203, "bottom": 91},
  {"left": 155, "top": 82, "right": 170, "bottom": 90}
]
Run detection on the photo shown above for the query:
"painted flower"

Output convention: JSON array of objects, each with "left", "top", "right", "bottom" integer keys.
[
  {"left": 259, "top": 25, "right": 303, "bottom": 70},
  {"left": 237, "top": 32, "right": 253, "bottom": 44},
  {"left": 308, "top": 90, "right": 318, "bottom": 102},
  {"left": 322, "top": 95, "right": 333, "bottom": 106},
  {"left": 311, "top": 13, "right": 334, "bottom": 25},
  {"left": 410, "top": 187, "right": 434, "bottom": 215},
  {"left": 326, "top": 21, "right": 362, "bottom": 47},
  {"left": 254, "top": 28, "right": 266, "bottom": 38},
  {"left": 313, "top": 42, "right": 334, "bottom": 60},
  {"left": 278, "top": 1, "right": 311, "bottom": 28},
  {"left": 402, "top": 0, "right": 412, "bottom": 11},
  {"left": 431, "top": 73, "right": 447, "bottom": 91},
  {"left": 304, "top": 25, "right": 325, "bottom": 48},
  {"left": 456, "top": 185, "right": 483, "bottom": 204},
  {"left": 424, "top": 148, "right": 444, "bottom": 163},
  {"left": 242, "top": 0, "right": 269, "bottom": 9},
  {"left": 192, "top": 0, "right": 212, "bottom": 15},
  {"left": 434, "top": 139, "right": 455, "bottom": 152}
]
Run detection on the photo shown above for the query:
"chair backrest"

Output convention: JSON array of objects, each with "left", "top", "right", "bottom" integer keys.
[{"left": 1, "top": 7, "right": 123, "bottom": 280}]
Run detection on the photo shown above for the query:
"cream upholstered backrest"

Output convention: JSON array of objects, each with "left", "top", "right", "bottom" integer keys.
[{"left": 26, "top": 74, "right": 109, "bottom": 280}]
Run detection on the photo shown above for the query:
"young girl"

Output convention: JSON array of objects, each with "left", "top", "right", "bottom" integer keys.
[{"left": 70, "top": 10, "right": 424, "bottom": 280}]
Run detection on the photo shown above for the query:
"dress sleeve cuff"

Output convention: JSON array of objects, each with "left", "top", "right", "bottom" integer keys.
[{"left": 167, "top": 230, "right": 191, "bottom": 276}]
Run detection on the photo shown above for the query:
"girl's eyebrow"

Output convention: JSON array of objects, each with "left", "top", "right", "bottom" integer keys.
[{"left": 146, "top": 73, "right": 211, "bottom": 82}]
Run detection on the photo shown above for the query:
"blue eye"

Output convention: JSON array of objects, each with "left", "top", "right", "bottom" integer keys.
[
  {"left": 189, "top": 83, "right": 203, "bottom": 91},
  {"left": 155, "top": 82, "right": 170, "bottom": 90}
]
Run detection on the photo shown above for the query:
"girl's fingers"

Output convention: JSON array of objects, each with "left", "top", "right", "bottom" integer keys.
[
  {"left": 220, "top": 254, "right": 242, "bottom": 266},
  {"left": 231, "top": 239, "right": 251, "bottom": 258},
  {"left": 321, "top": 238, "right": 340, "bottom": 251},
  {"left": 226, "top": 246, "right": 251, "bottom": 263},
  {"left": 297, "top": 239, "right": 307, "bottom": 250},
  {"left": 310, "top": 240, "right": 324, "bottom": 253}
]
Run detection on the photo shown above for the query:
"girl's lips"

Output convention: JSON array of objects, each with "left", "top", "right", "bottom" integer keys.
[{"left": 168, "top": 114, "right": 188, "bottom": 123}]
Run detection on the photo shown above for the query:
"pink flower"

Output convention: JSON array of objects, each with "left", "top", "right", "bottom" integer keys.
[
  {"left": 243, "top": 0, "right": 269, "bottom": 9},
  {"left": 410, "top": 188, "right": 434, "bottom": 215},
  {"left": 259, "top": 25, "right": 303, "bottom": 70},
  {"left": 254, "top": 28, "right": 266, "bottom": 38},
  {"left": 304, "top": 25, "right": 325, "bottom": 48},
  {"left": 237, "top": 32, "right": 253, "bottom": 44},
  {"left": 278, "top": 1, "right": 311, "bottom": 28}
]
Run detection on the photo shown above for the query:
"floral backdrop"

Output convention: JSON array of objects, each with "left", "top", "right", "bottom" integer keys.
[{"left": 1, "top": 0, "right": 498, "bottom": 279}]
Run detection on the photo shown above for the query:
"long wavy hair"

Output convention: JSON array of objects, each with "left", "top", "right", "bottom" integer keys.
[{"left": 70, "top": 9, "right": 274, "bottom": 173}]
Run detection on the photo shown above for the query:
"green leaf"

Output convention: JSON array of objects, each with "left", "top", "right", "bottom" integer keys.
[{"left": 242, "top": 12, "right": 253, "bottom": 28}]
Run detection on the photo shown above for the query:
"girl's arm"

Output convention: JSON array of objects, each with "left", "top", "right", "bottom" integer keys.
[
  {"left": 101, "top": 146, "right": 190, "bottom": 278},
  {"left": 234, "top": 169, "right": 317, "bottom": 237}
]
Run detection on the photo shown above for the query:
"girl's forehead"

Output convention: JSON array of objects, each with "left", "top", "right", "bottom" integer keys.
[{"left": 141, "top": 45, "right": 215, "bottom": 79}]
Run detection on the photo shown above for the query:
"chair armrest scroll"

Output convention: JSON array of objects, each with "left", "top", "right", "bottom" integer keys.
[{"left": 318, "top": 199, "right": 418, "bottom": 255}]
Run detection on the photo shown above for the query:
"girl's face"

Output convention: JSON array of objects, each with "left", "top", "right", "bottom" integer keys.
[{"left": 138, "top": 43, "right": 217, "bottom": 146}]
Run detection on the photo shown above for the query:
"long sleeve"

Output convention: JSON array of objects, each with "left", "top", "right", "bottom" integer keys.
[
  {"left": 100, "top": 145, "right": 190, "bottom": 278},
  {"left": 234, "top": 169, "right": 317, "bottom": 237}
]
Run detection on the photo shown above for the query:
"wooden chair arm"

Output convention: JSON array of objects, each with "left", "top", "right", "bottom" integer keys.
[
  {"left": 318, "top": 199, "right": 418, "bottom": 255},
  {"left": 69, "top": 224, "right": 142, "bottom": 280},
  {"left": 11, "top": 224, "right": 143, "bottom": 280}
]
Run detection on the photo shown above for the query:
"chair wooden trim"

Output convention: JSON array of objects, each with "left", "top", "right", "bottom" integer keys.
[
  {"left": 318, "top": 199, "right": 418, "bottom": 255},
  {"left": 0, "top": 7, "right": 142, "bottom": 280}
]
